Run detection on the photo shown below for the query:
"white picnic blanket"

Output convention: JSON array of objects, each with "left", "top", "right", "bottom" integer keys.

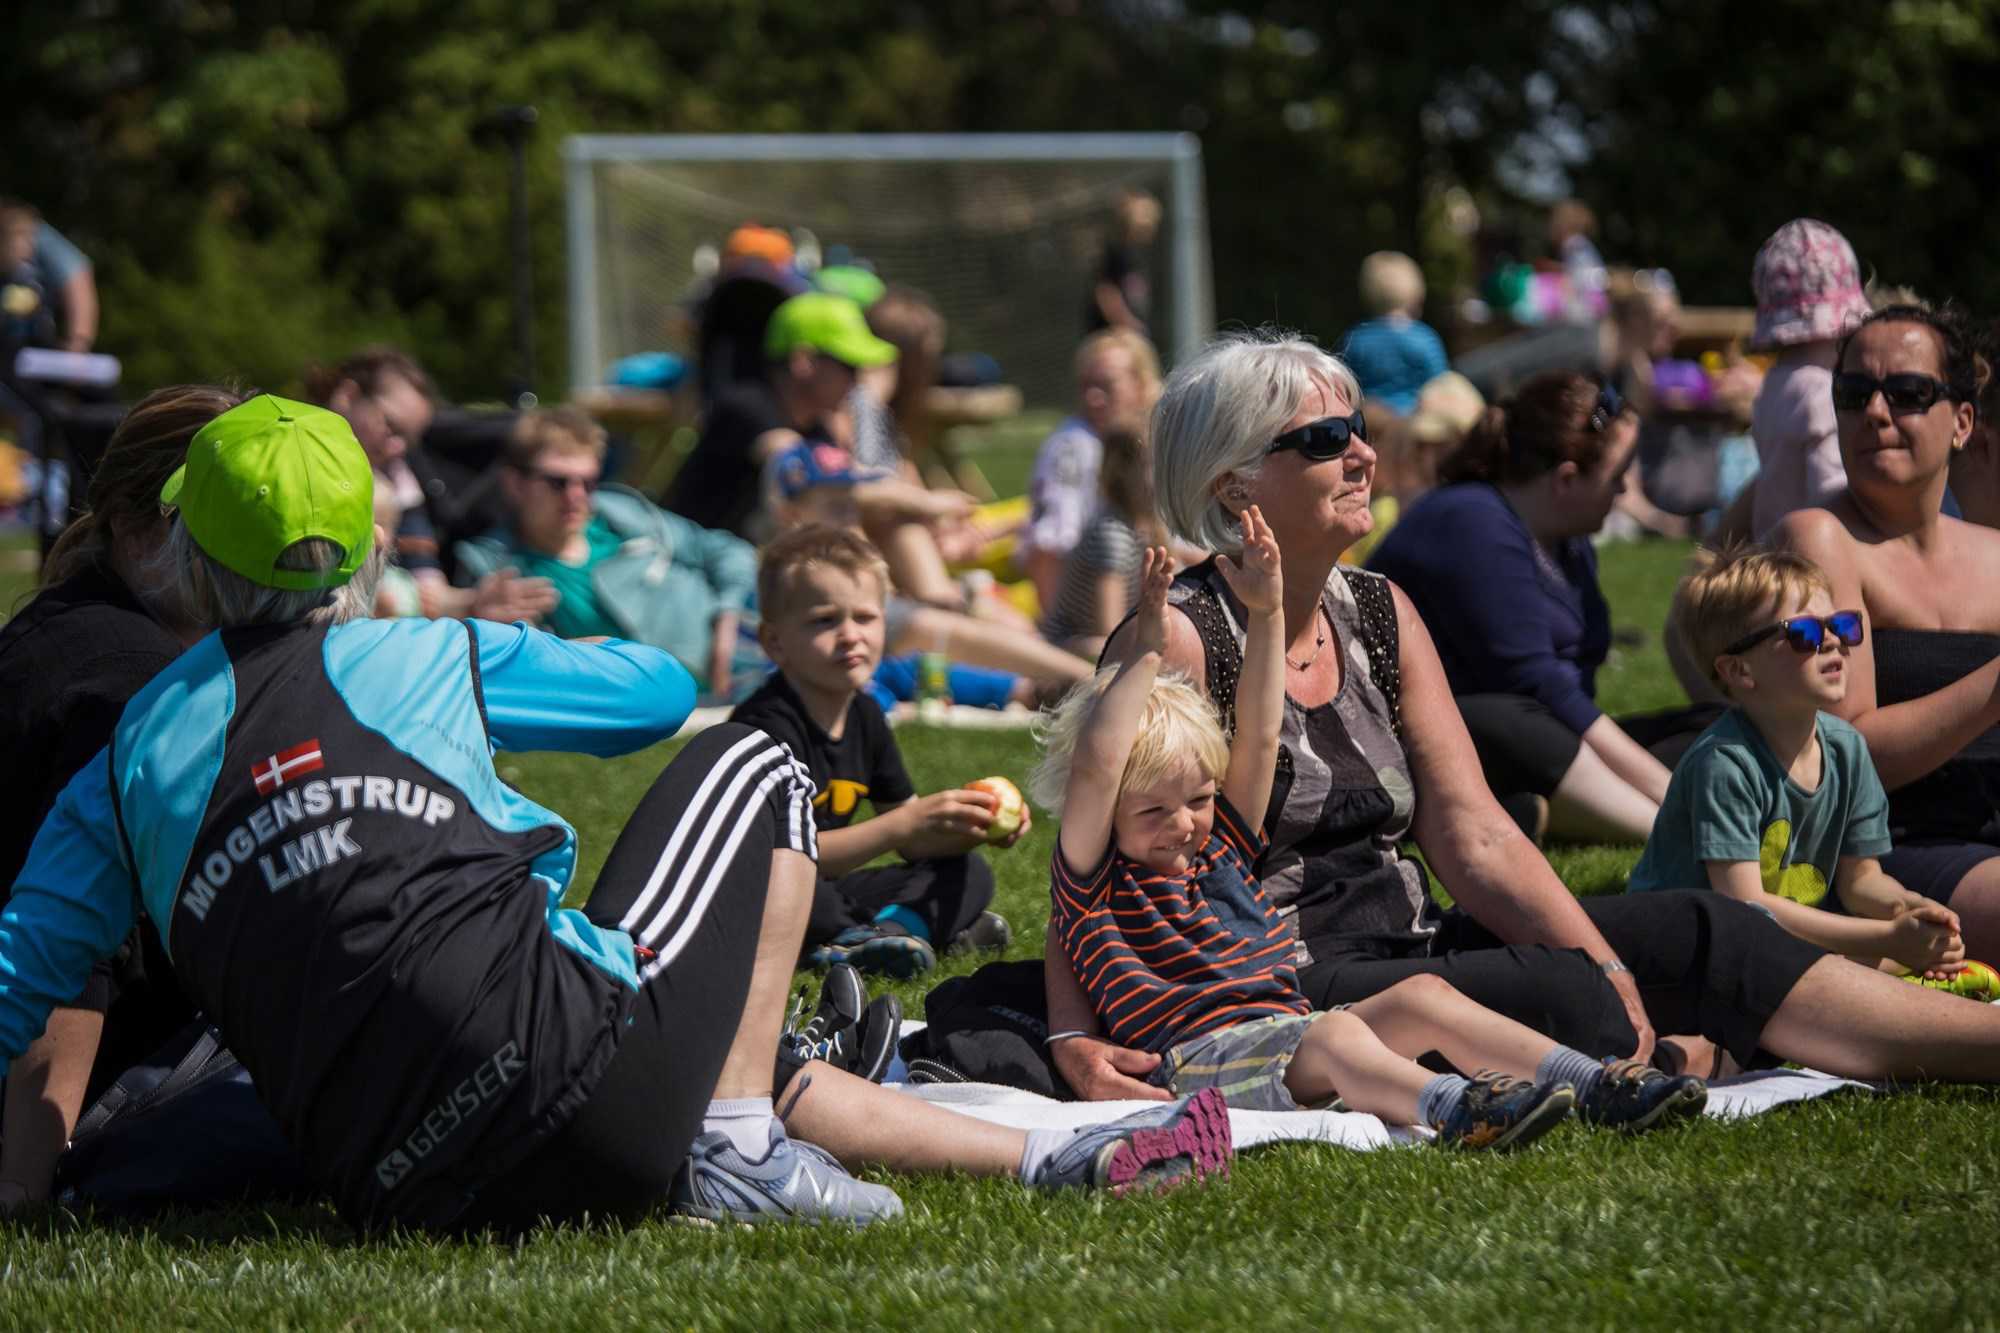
[
  {"left": 889, "top": 1057, "right": 1871, "bottom": 1151},
  {"left": 895, "top": 1076, "right": 1422, "bottom": 1149}
]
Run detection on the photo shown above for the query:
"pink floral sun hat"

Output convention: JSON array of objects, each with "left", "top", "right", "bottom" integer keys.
[{"left": 1751, "top": 218, "right": 1872, "bottom": 350}]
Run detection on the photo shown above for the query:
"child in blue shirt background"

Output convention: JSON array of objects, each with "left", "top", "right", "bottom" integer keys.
[{"left": 1340, "top": 251, "right": 1448, "bottom": 416}]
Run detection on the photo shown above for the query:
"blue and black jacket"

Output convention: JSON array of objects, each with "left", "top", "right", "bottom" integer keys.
[{"left": 0, "top": 617, "right": 694, "bottom": 1229}]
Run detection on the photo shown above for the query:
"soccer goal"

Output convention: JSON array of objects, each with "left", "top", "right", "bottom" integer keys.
[{"left": 562, "top": 133, "right": 1212, "bottom": 407}]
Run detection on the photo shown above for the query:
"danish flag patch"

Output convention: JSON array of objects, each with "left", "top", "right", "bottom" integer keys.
[{"left": 251, "top": 739, "right": 325, "bottom": 794}]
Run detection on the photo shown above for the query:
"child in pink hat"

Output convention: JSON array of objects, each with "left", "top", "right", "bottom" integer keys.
[{"left": 1746, "top": 219, "right": 1874, "bottom": 535}]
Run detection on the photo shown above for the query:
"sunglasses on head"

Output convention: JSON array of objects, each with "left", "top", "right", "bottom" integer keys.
[
  {"left": 1831, "top": 372, "right": 1955, "bottom": 414},
  {"left": 1268, "top": 410, "right": 1368, "bottom": 461},
  {"left": 1721, "top": 609, "right": 1865, "bottom": 658}
]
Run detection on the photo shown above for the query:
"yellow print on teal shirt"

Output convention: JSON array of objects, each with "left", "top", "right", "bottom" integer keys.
[{"left": 1758, "top": 820, "right": 1828, "bottom": 907}]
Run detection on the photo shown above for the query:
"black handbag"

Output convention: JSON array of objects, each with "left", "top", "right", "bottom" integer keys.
[
  {"left": 54, "top": 1020, "right": 312, "bottom": 1214},
  {"left": 901, "top": 959, "right": 1072, "bottom": 1099}
]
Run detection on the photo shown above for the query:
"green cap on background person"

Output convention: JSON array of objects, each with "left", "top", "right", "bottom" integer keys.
[
  {"left": 764, "top": 292, "right": 898, "bottom": 369},
  {"left": 160, "top": 394, "right": 375, "bottom": 591},
  {"left": 812, "top": 264, "right": 888, "bottom": 309}
]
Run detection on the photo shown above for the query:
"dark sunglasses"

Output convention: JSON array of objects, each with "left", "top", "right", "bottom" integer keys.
[
  {"left": 1721, "top": 609, "right": 1865, "bottom": 658},
  {"left": 516, "top": 466, "right": 599, "bottom": 497},
  {"left": 1268, "top": 410, "right": 1368, "bottom": 461},
  {"left": 1831, "top": 372, "right": 1955, "bottom": 414}
]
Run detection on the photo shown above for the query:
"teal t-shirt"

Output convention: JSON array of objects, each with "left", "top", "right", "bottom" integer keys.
[
  {"left": 1628, "top": 709, "right": 1891, "bottom": 911},
  {"left": 508, "top": 518, "right": 625, "bottom": 641}
]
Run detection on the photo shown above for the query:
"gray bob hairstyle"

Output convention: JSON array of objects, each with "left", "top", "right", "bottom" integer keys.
[{"left": 1151, "top": 329, "right": 1361, "bottom": 554}]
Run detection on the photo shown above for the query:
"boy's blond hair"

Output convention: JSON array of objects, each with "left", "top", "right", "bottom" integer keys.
[
  {"left": 757, "top": 523, "right": 891, "bottom": 622},
  {"left": 1677, "top": 545, "right": 1832, "bottom": 691},
  {"left": 1029, "top": 667, "right": 1230, "bottom": 813},
  {"left": 1359, "top": 251, "right": 1425, "bottom": 317},
  {"left": 506, "top": 405, "right": 607, "bottom": 471}
]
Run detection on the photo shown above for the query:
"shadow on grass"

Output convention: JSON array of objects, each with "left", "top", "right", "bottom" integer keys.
[
  {"left": 8, "top": 1192, "right": 735, "bottom": 1253},
  {"left": 7, "top": 1196, "right": 356, "bottom": 1248}
]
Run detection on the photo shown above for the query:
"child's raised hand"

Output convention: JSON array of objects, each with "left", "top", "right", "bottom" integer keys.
[
  {"left": 1133, "top": 546, "right": 1175, "bottom": 655},
  {"left": 1216, "top": 505, "right": 1283, "bottom": 615}
]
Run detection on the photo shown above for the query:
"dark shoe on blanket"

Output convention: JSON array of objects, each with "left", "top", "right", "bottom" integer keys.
[
  {"left": 789, "top": 964, "right": 866, "bottom": 1048},
  {"left": 849, "top": 994, "right": 902, "bottom": 1084},
  {"left": 1433, "top": 1071, "right": 1574, "bottom": 1151},
  {"left": 783, "top": 967, "right": 900, "bottom": 1084},
  {"left": 1576, "top": 1058, "right": 1708, "bottom": 1133},
  {"left": 1024, "top": 1087, "right": 1234, "bottom": 1196}
]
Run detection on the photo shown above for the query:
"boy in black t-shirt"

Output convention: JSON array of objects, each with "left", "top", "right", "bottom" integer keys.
[{"left": 733, "top": 525, "right": 1021, "bottom": 976}]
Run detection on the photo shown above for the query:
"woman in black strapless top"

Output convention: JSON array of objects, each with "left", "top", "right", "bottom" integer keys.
[
  {"left": 1778, "top": 304, "right": 2000, "bottom": 956},
  {"left": 1873, "top": 629, "right": 2000, "bottom": 847}
]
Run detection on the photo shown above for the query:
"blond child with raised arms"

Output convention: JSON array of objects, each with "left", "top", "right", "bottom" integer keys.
[
  {"left": 1035, "top": 511, "right": 1707, "bottom": 1144},
  {"left": 1631, "top": 547, "right": 1983, "bottom": 992}
]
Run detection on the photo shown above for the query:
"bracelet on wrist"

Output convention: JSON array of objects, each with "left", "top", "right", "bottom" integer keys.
[
  {"left": 1599, "top": 958, "right": 1631, "bottom": 977},
  {"left": 1043, "top": 1029, "right": 1093, "bottom": 1047}
]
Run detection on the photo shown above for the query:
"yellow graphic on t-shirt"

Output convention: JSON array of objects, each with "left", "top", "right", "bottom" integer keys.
[
  {"left": 815, "top": 780, "right": 869, "bottom": 818},
  {"left": 1759, "top": 820, "right": 1828, "bottom": 906}
]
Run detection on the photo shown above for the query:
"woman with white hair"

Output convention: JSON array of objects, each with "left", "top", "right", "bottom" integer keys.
[{"left": 1048, "top": 327, "right": 2000, "bottom": 1101}]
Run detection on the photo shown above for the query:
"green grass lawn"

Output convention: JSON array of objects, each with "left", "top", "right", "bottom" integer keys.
[{"left": 7, "top": 537, "right": 2000, "bottom": 1331}]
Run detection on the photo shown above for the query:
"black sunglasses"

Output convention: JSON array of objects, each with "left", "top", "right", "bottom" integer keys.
[
  {"left": 1831, "top": 372, "right": 1955, "bottom": 414},
  {"left": 516, "top": 466, "right": 599, "bottom": 497},
  {"left": 1269, "top": 410, "right": 1368, "bottom": 461},
  {"left": 1721, "top": 610, "right": 1865, "bottom": 658}
]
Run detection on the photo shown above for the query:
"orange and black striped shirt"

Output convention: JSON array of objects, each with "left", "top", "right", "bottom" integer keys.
[{"left": 1050, "top": 794, "right": 1311, "bottom": 1055}]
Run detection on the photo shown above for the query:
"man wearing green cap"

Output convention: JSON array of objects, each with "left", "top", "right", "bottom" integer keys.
[
  {"left": 666, "top": 291, "right": 898, "bottom": 539},
  {"left": 0, "top": 393, "right": 1228, "bottom": 1229}
]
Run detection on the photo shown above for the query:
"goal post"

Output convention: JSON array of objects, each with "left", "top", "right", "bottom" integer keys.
[{"left": 563, "top": 132, "right": 1212, "bottom": 406}]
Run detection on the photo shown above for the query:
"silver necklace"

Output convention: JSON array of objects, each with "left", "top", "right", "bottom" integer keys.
[{"left": 1285, "top": 605, "right": 1330, "bottom": 671}]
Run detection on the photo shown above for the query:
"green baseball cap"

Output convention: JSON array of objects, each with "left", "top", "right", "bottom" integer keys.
[
  {"left": 764, "top": 292, "right": 897, "bottom": 369},
  {"left": 812, "top": 264, "right": 887, "bottom": 309},
  {"left": 160, "top": 394, "right": 375, "bottom": 591}
]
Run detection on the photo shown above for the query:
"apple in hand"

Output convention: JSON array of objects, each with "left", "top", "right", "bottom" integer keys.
[{"left": 967, "top": 776, "right": 1026, "bottom": 845}]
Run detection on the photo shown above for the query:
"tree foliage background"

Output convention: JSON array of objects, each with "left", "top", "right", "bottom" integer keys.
[{"left": 4, "top": 0, "right": 1997, "bottom": 402}]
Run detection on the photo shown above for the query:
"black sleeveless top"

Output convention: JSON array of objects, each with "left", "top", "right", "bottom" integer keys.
[
  {"left": 1872, "top": 627, "right": 2000, "bottom": 844},
  {"left": 1170, "top": 560, "right": 1439, "bottom": 965}
]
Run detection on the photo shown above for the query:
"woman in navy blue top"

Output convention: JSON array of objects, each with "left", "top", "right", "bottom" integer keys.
[{"left": 1370, "top": 371, "right": 1711, "bottom": 843}]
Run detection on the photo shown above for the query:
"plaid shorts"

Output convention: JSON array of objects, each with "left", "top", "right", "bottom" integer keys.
[{"left": 1149, "top": 1013, "right": 1328, "bottom": 1112}]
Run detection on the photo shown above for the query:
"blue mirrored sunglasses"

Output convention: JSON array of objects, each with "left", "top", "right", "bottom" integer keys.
[{"left": 1721, "top": 610, "right": 1865, "bottom": 657}]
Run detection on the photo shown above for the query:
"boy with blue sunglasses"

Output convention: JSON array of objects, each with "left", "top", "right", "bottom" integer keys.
[{"left": 1631, "top": 547, "right": 1990, "bottom": 993}]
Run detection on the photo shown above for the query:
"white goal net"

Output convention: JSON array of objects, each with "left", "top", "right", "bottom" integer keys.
[{"left": 563, "top": 133, "right": 1212, "bottom": 407}]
